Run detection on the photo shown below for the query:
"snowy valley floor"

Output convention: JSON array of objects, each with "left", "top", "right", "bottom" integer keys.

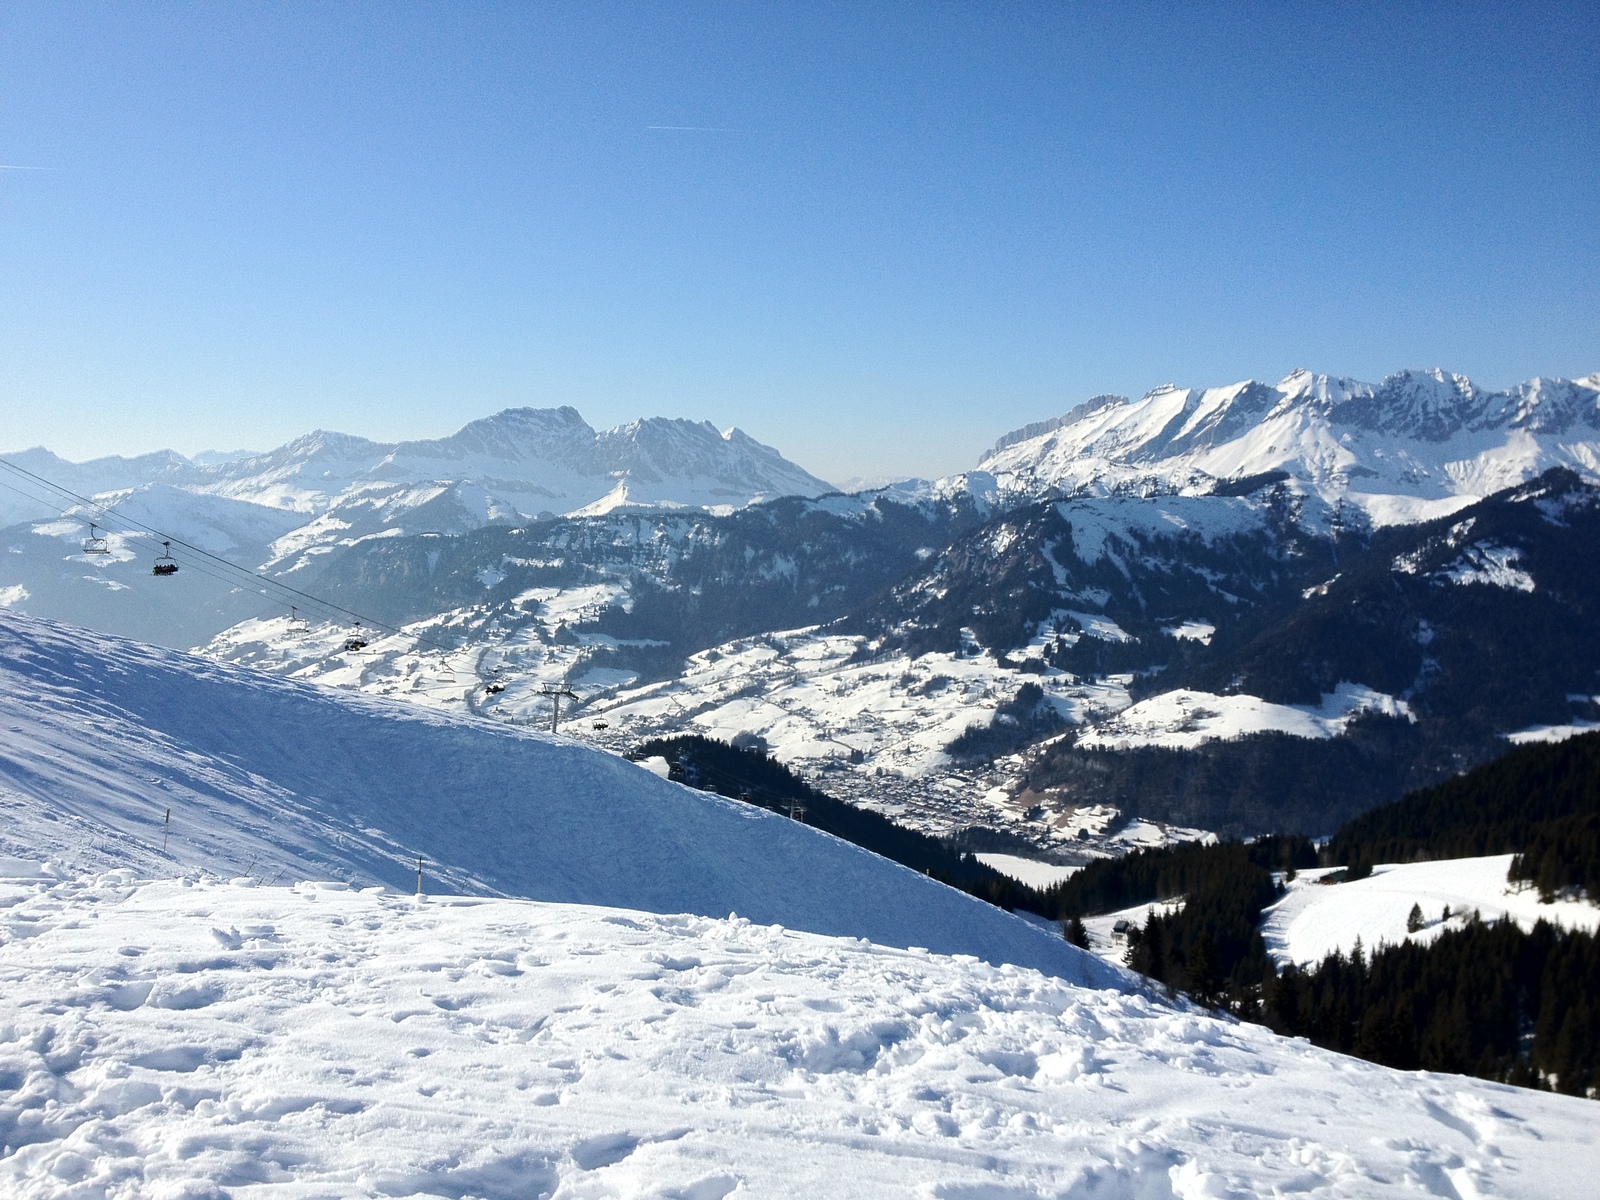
[{"left": 3, "top": 868, "right": 1597, "bottom": 1199}]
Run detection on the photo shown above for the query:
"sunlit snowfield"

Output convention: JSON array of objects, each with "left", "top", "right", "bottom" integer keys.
[{"left": 2, "top": 868, "right": 1596, "bottom": 1199}]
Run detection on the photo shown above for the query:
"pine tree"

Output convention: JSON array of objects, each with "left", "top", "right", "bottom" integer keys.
[
  {"left": 1407, "top": 903, "right": 1425, "bottom": 933},
  {"left": 1062, "top": 916, "right": 1090, "bottom": 950},
  {"left": 1188, "top": 929, "right": 1222, "bottom": 1006}
]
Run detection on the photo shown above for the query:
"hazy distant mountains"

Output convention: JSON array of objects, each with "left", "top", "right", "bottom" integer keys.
[
  {"left": 0, "top": 407, "right": 834, "bottom": 645},
  {"left": 2, "top": 407, "right": 833, "bottom": 532}
]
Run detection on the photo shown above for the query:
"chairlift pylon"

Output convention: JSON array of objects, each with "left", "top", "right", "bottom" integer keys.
[
  {"left": 82, "top": 523, "right": 110, "bottom": 555},
  {"left": 151, "top": 541, "right": 179, "bottom": 576}
]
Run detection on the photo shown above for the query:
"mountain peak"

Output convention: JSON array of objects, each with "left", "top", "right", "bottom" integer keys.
[{"left": 978, "top": 369, "right": 1600, "bottom": 521}]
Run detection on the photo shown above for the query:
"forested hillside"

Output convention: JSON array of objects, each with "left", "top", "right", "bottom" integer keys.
[
  {"left": 1327, "top": 730, "right": 1600, "bottom": 875},
  {"left": 1043, "top": 732, "right": 1600, "bottom": 1096}
]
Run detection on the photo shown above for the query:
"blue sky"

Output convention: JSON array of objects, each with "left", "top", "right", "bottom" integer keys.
[{"left": 2, "top": 2, "right": 1596, "bottom": 483}]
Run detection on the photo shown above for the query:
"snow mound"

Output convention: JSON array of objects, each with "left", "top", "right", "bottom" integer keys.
[
  {"left": 0, "top": 873, "right": 1593, "bottom": 1198},
  {"left": 0, "top": 610, "right": 1109, "bottom": 983},
  {"left": 1437, "top": 542, "right": 1536, "bottom": 592}
]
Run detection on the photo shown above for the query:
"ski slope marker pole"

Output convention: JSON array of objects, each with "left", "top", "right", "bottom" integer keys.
[{"left": 163, "top": 808, "right": 170, "bottom": 853}]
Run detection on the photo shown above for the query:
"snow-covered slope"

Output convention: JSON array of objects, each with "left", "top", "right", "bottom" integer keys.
[
  {"left": 1074, "top": 856, "right": 1600, "bottom": 976},
  {"left": 1262, "top": 857, "right": 1600, "bottom": 968},
  {"left": 3, "top": 870, "right": 1596, "bottom": 1198},
  {"left": 981, "top": 369, "right": 1600, "bottom": 527},
  {"left": 0, "top": 609, "right": 1103, "bottom": 981},
  {"left": 1075, "top": 683, "right": 1414, "bottom": 752},
  {"left": 203, "top": 609, "right": 1220, "bottom": 859}
]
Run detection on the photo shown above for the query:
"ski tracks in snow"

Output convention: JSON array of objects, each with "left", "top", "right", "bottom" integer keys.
[{"left": 1, "top": 871, "right": 1593, "bottom": 1199}]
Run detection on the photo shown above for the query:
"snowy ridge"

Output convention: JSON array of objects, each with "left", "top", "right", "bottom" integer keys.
[
  {"left": 2, "top": 407, "right": 833, "bottom": 566},
  {"left": 0, "top": 609, "right": 1109, "bottom": 982},
  {"left": 3, "top": 871, "right": 1594, "bottom": 1197},
  {"left": 980, "top": 368, "right": 1600, "bottom": 527}
]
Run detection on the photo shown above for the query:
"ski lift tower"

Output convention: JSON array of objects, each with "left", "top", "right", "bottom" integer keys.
[{"left": 539, "top": 685, "right": 579, "bottom": 734}]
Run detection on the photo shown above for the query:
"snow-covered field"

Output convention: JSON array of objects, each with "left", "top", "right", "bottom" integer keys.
[
  {"left": 973, "top": 854, "right": 1080, "bottom": 891},
  {"left": 1504, "top": 717, "right": 1600, "bottom": 745},
  {"left": 4, "top": 614, "right": 1600, "bottom": 1196},
  {"left": 1262, "top": 857, "right": 1600, "bottom": 968},
  {"left": 3, "top": 867, "right": 1597, "bottom": 1199},
  {"left": 1075, "top": 683, "right": 1414, "bottom": 752},
  {"left": 1068, "top": 856, "right": 1600, "bottom": 974}
]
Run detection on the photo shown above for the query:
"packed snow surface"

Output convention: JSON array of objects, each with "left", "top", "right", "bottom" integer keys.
[
  {"left": 2, "top": 869, "right": 1596, "bottom": 1199},
  {"left": 0, "top": 610, "right": 1105, "bottom": 981},
  {"left": 1261, "top": 857, "right": 1600, "bottom": 968}
]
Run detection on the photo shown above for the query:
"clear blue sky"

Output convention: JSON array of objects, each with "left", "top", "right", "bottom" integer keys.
[{"left": 2, "top": 2, "right": 1596, "bottom": 483}]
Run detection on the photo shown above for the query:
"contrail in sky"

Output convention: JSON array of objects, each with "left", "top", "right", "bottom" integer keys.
[
  {"left": 645, "top": 125, "right": 741, "bottom": 133},
  {"left": 0, "top": 164, "right": 51, "bottom": 170}
]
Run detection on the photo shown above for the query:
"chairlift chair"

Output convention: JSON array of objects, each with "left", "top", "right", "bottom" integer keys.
[
  {"left": 151, "top": 541, "right": 179, "bottom": 576},
  {"left": 287, "top": 607, "right": 310, "bottom": 635},
  {"left": 343, "top": 621, "right": 369, "bottom": 652},
  {"left": 82, "top": 523, "right": 110, "bottom": 555}
]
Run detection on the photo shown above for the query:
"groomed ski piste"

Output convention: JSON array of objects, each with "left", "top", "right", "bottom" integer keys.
[{"left": 1, "top": 613, "right": 1596, "bottom": 1197}]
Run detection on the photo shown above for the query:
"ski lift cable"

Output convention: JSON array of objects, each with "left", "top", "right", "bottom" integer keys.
[
  {"left": 0, "top": 475, "right": 305, "bottom": 603},
  {"left": 0, "top": 457, "right": 464, "bottom": 658},
  {"left": 0, "top": 459, "right": 407, "bottom": 642},
  {"left": 0, "top": 479, "right": 315, "bottom": 630},
  {"left": 0, "top": 458, "right": 372, "bottom": 622}
]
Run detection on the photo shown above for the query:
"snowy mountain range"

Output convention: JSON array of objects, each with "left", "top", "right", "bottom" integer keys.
[
  {"left": 194, "top": 467, "right": 1600, "bottom": 852},
  {"left": 1, "top": 406, "right": 833, "bottom": 556},
  {"left": 5, "top": 367, "right": 1599, "bottom": 852},
  {"left": 981, "top": 368, "right": 1600, "bottom": 527},
  {"left": 0, "top": 408, "right": 835, "bottom": 645}
]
